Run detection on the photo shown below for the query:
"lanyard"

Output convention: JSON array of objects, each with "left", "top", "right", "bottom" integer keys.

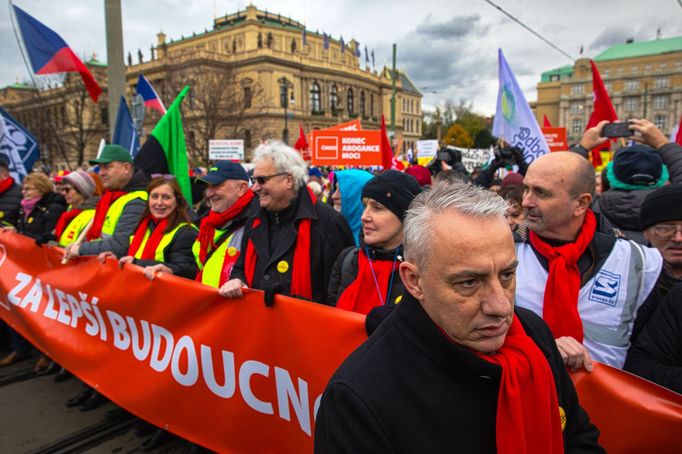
[{"left": 365, "top": 246, "right": 399, "bottom": 306}]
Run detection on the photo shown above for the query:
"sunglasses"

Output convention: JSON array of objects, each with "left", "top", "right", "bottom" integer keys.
[{"left": 250, "top": 172, "right": 289, "bottom": 185}]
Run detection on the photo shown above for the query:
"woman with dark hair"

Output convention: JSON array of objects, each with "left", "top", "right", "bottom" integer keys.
[{"left": 101, "top": 177, "right": 198, "bottom": 279}]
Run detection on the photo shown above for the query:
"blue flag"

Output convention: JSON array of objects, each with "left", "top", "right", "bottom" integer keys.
[
  {"left": 0, "top": 106, "right": 40, "bottom": 182},
  {"left": 323, "top": 33, "right": 330, "bottom": 50},
  {"left": 112, "top": 96, "right": 140, "bottom": 158},
  {"left": 492, "top": 49, "right": 548, "bottom": 163}
]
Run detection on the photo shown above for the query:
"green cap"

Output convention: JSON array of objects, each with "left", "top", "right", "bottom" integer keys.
[{"left": 89, "top": 144, "right": 134, "bottom": 165}]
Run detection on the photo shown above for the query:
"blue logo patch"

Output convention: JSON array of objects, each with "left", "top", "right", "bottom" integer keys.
[{"left": 588, "top": 270, "right": 621, "bottom": 306}]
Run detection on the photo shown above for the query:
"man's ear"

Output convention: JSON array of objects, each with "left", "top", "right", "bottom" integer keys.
[
  {"left": 575, "top": 192, "right": 592, "bottom": 216},
  {"left": 399, "top": 261, "right": 423, "bottom": 300}
]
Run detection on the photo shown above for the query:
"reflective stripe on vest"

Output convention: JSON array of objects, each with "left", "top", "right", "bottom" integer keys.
[
  {"left": 132, "top": 223, "right": 190, "bottom": 262},
  {"left": 193, "top": 227, "right": 246, "bottom": 288},
  {"left": 515, "top": 239, "right": 662, "bottom": 369},
  {"left": 101, "top": 191, "right": 148, "bottom": 238},
  {"left": 58, "top": 209, "right": 95, "bottom": 247}
]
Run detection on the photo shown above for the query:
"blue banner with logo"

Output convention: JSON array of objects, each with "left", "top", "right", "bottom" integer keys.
[
  {"left": 0, "top": 106, "right": 40, "bottom": 182},
  {"left": 492, "top": 49, "right": 548, "bottom": 163}
]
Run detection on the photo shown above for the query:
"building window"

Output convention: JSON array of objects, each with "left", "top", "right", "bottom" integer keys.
[
  {"left": 330, "top": 84, "right": 338, "bottom": 114},
  {"left": 100, "top": 107, "right": 108, "bottom": 126},
  {"left": 360, "top": 90, "right": 366, "bottom": 118},
  {"left": 571, "top": 118, "right": 583, "bottom": 135},
  {"left": 244, "top": 129, "right": 251, "bottom": 150},
  {"left": 570, "top": 103, "right": 582, "bottom": 115},
  {"left": 624, "top": 97, "right": 638, "bottom": 112},
  {"left": 347, "top": 88, "right": 354, "bottom": 115},
  {"left": 549, "top": 74, "right": 560, "bottom": 82},
  {"left": 243, "top": 86, "right": 252, "bottom": 109},
  {"left": 370, "top": 93, "right": 374, "bottom": 117},
  {"left": 571, "top": 84, "right": 584, "bottom": 95},
  {"left": 653, "top": 95, "right": 668, "bottom": 110},
  {"left": 631, "top": 65, "right": 639, "bottom": 74},
  {"left": 604, "top": 82, "right": 612, "bottom": 94},
  {"left": 654, "top": 115, "right": 667, "bottom": 132},
  {"left": 310, "top": 82, "right": 321, "bottom": 113},
  {"left": 624, "top": 79, "right": 639, "bottom": 91},
  {"left": 654, "top": 77, "right": 669, "bottom": 88},
  {"left": 279, "top": 84, "right": 288, "bottom": 108}
]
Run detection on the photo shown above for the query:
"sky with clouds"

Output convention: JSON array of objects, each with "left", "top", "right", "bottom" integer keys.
[{"left": 1, "top": 0, "right": 681, "bottom": 115}]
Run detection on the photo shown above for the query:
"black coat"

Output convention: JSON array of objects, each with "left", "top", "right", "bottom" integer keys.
[
  {"left": 16, "top": 192, "right": 67, "bottom": 239},
  {"left": 0, "top": 179, "right": 22, "bottom": 227},
  {"left": 315, "top": 293, "right": 604, "bottom": 454},
  {"left": 230, "top": 188, "right": 354, "bottom": 306},
  {"left": 133, "top": 224, "right": 199, "bottom": 279},
  {"left": 624, "top": 282, "right": 682, "bottom": 394}
]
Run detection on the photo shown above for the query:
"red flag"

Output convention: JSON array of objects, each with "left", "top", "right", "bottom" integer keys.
[
  {"left": 293, "top": 123, "right": 310, "bottom": 160},
  {"left": 380, "top": 115, "right": 394, "bottom": 170},
  {"left": 675, "top": 116, "right": 682, "bottom": 146},
  {"left": 586, "top": 60, "right": 618, "bottom": 166},
  {"left": 543, "top": 114, "right": 552, "bottom": 128}
]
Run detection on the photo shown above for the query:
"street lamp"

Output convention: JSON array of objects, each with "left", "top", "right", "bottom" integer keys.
[{"left": 278, "top": 77, "right": 294, "bottom": 144}]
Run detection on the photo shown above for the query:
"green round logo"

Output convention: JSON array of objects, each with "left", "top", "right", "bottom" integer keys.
[{"left": 501, "top": 84, "right": 515, "bottom": 122}]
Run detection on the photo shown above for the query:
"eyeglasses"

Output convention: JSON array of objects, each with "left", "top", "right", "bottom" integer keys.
[
  {"left": 21, "top": 186, "right": 37, "bottom": 192},
  {"left": 151, "top": 173, "right": 176, "bottom": 180},
  {"left": 651, "top": 224, "right": 682, "bottom": 239},
  {"left": 250, "top": 172, "right": 288, "bottom": 185}
]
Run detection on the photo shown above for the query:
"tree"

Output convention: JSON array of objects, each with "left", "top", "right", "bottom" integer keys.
[{"left": 443, "top": 124, "right": 473, "bottom": 148}]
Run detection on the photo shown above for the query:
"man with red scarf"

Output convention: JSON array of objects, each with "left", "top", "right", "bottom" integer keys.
[
  {"left": 315, "top": 182, "right": 603, "bottom": 453},
  {"left": 515, "top": 152, "right": 662, "bottom": 371},
  {"left": 0, "top": 155, "right": 21, "bottom": 227},
  {"left": 220, "top": 141, "right": 353, "bottom": 305},
  {"left": 63, "top": 144, "right": 148, "bottom": 259},
  {"left": 193, "top": 161, "right": 259, "bottom": 288}
]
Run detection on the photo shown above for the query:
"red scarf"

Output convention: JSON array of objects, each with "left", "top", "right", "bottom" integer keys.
[
  {"left": 128, "top": 216, "right": 169, "bottom": 260},
  {"left": 528, "top": 210, "right": 596, "bottom": 342},
  {"left": 0, "top": 177, "right": 14, "bottom": 195},
  {"left": 197, "top": 190, "right": 255, "bottom": 264},
  {"left": 336, "top": 248, "right": 400, "bottom": 314},
  {"left": 87, "top": 190, "right": 126, "bottom": 240},
  {"left": 476, "top": 316, "right": 565, "bottom": 454},
  {"left": 244, "top": 188, "right": 315, "bottom": 300},
  {"left": 54, "top": 209, "right": 83, "bottom": 239}
]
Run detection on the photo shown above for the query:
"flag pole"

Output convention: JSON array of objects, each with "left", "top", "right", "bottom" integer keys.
[{"left": 7, "top": 0, "right": 73, "bottom": 171}]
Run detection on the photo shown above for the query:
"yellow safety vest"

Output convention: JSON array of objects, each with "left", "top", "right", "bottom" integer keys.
[
  {"left": 58, "top": 209, "right": 95, "bottom": 247},
  {"left": 101, "top": 190, "right": 148, "bottom": 238},
  {"left": 131, "top": 222, "right": 192, "bottom": 262},
  {"left": 192, "top": 228, "right": 244, "bottom": 288}
]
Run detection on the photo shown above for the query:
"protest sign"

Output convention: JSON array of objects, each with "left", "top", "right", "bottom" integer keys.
[
  {"left": 417, "top": 140, "right": 438, "bottom": 159},
  {"left": 311, "top": 130, "right": 382, "bottom": 166},
  {"left": 542, "top": 127, "right": 568, "bottom": 152},
  {"left": 208, "top": 140, "right": 244, "bottom": 161}
]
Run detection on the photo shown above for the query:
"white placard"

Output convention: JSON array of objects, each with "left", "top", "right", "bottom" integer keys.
[
  {"left": 209, "top": 139, "right": 244, "bottom": 161},
  {"left": 417, "top": 140, "right": 439, "bottom": 158}
]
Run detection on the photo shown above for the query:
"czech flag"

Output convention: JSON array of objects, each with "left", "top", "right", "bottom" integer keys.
[
  {"left": 13, "top": 5, "right": 102, "bottom": 102},
  {"left": 136, "top": 74, "right": 166, "bottom": 114}
]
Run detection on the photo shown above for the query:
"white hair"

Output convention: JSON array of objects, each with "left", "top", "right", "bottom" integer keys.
[
  {"left": 252, "top": 140, "right": 307, "bottom": 190},
  {"left": 403, "top": 181, "right": 509, "bottom": 270}
]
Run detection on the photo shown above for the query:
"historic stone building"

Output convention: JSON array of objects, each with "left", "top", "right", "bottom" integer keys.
[
  {"left": 1, "top": 4, "right": 422, "bottom": 167},
  {"left": 533, "top": 36, "right": 682, "bottom": 144}
]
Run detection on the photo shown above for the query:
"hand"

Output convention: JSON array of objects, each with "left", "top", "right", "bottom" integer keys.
[
  {"left": 96, "top": 251, "right": 117, "bottom": 263},
  {"left": 556, "top": 336, "right": 593, "bottom": 372},
  {"left": 0, "top": 225, "right": 17, "bottom": 233},
  {"left": 629, "top": 118, "right": 668, "bottom": 149},
  {"left": 218, "top": 279, "right": 247, "bottom": 298},
  {"left": 440, "top": 160, "right": 453, "bottom": 171},
  {"left": 117, "top": 255, "right": 135, "bottom": 268},
  {"left": 579, "top": 120, "right": 610, "bottom": 150},
  {"left": 63, "top": 243, "right": 81, "bottom": 262},
  {"left": 143, "top": 264, "right": 173, "bottom": 281}
]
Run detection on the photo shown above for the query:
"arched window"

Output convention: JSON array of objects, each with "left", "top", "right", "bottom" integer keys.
[
  {"left": 370, "top": 93, "right": 374, "bottom": 118},
  {"left": 330, "top": 85, "right": 338, "bottom": 114},
  {"left": 347, "top": 88, "right": 354, "bottom": 116},
  {"left": 360, "top": 91, "right": 366, "bottom": 118},
  {"left": 310, "top": 82, "right": 321, "bottom": 113}
]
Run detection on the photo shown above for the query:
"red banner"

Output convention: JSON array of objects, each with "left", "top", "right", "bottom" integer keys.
[
  {"left": 542, "top": 127, "right": 568, "bottom": 152},
  {"left": 0, "top": 231, "right": 680, "bottom": 452},
  {"left": 0, "top": 231, "right": 366, "bottom": 453},
  {"left": 311, "top": 130, "right": 382, "bottom": 166}
]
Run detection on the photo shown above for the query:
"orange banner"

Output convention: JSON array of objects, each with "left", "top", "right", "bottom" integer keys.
[
  {"left": 324, "top": 118, "right": 362, "bottom": 132},
  {"left": 0, "top": 231, "right": 367, "bottom": 453},
  {"left": 311, "top": 130, "right": 382, "bottom": 166},
  {"left": 542, "top": 127, "right": 568, "bottom": 152},
  {"left": 0, "top": 231, "right": 680, "bottom": 452}
]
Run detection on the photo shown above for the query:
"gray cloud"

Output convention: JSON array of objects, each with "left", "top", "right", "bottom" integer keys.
[{"left": 415, "top": 14, "right": 489, "bottom": 41}]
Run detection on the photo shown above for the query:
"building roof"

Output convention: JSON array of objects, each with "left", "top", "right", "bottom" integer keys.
[
  {"left": 2, "top": 82, "right": 33, "bottom": 90},
  {"left": 86, "top": 57, "right": 107, "bottom": 67},
  {"left": 399, "top": 71, "right": 421, "bottom": 95},
  {"left": 594, "top": 36, "right": 682, "bottom": 61},
  {"left": 540, "top": 64, "right": 574, "bottom": 82}
]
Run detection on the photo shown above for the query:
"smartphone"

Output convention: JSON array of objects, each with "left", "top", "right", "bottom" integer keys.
[{"left": 602, "top": 122, "right": 634, "bottom": 138}]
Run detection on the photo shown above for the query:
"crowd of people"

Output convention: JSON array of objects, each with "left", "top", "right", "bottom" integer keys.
[{"left": 0, "top": 117, "right": 680, "bottom": 451}]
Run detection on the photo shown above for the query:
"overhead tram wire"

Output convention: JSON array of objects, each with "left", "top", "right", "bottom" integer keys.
[{"left": 482, "top": 0, "right": 576, "bottom": 63}]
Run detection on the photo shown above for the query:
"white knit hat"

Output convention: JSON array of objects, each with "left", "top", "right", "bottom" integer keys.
[{"left": 63, "top": 170, "right": 95, "bottom": 198}]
